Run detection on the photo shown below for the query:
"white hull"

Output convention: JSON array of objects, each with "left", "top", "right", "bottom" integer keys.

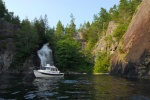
[{"left": 34, "top": 70, "right": 64, "bottom": 78}]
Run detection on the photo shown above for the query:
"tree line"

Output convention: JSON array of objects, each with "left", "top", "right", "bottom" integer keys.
[{"left": 0, "top": 0, "right": 141, "bottom": 73}]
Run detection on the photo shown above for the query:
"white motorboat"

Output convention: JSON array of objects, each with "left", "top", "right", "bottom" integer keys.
[{"left": 34, "top": 64, "right": 64, "bottom": 78}]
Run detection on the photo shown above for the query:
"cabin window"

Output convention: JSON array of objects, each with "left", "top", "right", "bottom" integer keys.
[
  {"left": 42, "top": 67, "right": 46, "bottom": 70},
  {"left": 51, "top": 68, "right": 58, "bottom": 71},
  {"left": 47, "top": 68, "right": 50, "bottom": 70}
]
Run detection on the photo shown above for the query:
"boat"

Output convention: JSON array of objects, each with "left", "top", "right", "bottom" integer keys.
[{"left": 34, "top": 64, "right": 64, "bottom": 78}]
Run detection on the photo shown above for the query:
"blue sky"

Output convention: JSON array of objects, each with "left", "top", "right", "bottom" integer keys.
[{"left": 3, "top": 0, "right": 119, "bottom": 28}]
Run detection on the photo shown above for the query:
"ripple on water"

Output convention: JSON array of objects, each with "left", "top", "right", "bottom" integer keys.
[
  {"left": 24, "top": 90, "right": 58, "bottom": 99},
  {"left": 36, "top": 91, "right": 58, "bottom": 97},
  {"left": 24, "top": 93, "right": 36, "bottom": 99},
  {"left": 57, "top": 96, "right": 69, "bottom": 99},
  {"left": 11, "top": 91, "right": 20, "bottom": 95},
  {"left": 62, "top": 80, "right": 78, "bottom": 84}
]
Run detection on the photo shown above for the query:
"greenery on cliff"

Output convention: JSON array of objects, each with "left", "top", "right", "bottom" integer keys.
[
  {"left": 0, "top": 0, "right": 141, "bottom": 73},
  {"left": 78, "top": 0, "right": 141, "bottom": 73},
  {"left": 0, "top": 0, "right": 20, "bottom": 24}
]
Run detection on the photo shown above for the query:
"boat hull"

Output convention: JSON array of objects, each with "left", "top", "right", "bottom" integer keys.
[{"left": 34, "top": 70, "right": 64, "bottom": 78}]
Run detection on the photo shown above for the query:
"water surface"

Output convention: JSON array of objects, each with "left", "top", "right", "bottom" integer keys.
[{"left": 0, "top": 73, "right": 150, "bottom": 100}]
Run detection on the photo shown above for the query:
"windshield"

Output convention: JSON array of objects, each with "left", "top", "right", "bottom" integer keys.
[{"left": 51, "top": 68, "right": 58, "bottom": 71}]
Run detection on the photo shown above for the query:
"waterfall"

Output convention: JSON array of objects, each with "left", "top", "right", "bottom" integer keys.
[{"left": 37, "top": 43, "right": 53, "bottom": 67}]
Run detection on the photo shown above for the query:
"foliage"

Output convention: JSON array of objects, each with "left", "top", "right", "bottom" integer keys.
[
  {"left": 65, "top": 13, "right": 76, "bottom": 38},
  {"left": 110, "top": 0, "right": 141, "bottom": 23},
  {"left": 79, "top": 51, "right": 94, "bottom": 73},
  {"left": 118, "top": 46, "right": 124, "bottom": 54},
  {"left": 34, "top": 16, "right": 48, "bottom": 44},
  {"left": 55, "top": 20, "right": 64, "bottom": 39},
  {"left": 55, "top": 38, "right": 81, "bottom": 70},
  {"left": 94, "top": 8, "right": 111, "bottom": 31},
  {"left": 53, "top": 14, "right": 94, "bottom": 73},
  {"left": 45, "top": 27, "right": 55, "bottom": 47},
  {"left": 109, "top": 5, "right": 119, "bottom": 21},
  {"left": 113, "top": 23, "right": 129, "bottom": 41},
  {"left": 78, "top": 2, "right": 143, "bottom": 73},
  {"left": 79, "top": 8, "right": 111, "bottom": 52},
  {"left": 86, "top": 21, "right": 91, "bottom": 28},
  {"left": 94, "top": 52, "right": 110, "bottom": 73},
  {"left": 55, "top": 38, "right": 93, "bottom": 73},
  {"left": 105, "top": 35, "right": 113, "bottom": 43},
  {"left": 78, "top": 22, "right": 91, "bottom": 42},
  {"left": 105, "top": 35, "right": 114, "bottom": 51},
  {"left": 0, "top": 0, "right": 20, "bottom": 24},
  {"left": 0, "top": 0, "right": 6, "bottom": 18},
  {"left": 1, "top": 41, "right": 6, "bottom": 49},
  {"left": 11, "top": 19, "right": 39, "bottom": 67}
]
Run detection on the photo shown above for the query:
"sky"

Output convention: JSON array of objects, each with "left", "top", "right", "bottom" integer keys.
[{"left": 3, "top": 0, "right": 119, "bottom": 28}]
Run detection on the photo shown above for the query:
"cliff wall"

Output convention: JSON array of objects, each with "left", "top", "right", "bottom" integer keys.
[
  {"left": 0, "top": 18, "right": 39, "bottom": 73},
  {"left": 92, "top": 21, "right": 118, "bottom": 57},
  {"left": 110, "top": 0, "right": 150, "bottom": 78},
  {"left": 0, "top": 18, "right": 16, "bottom": 72}
]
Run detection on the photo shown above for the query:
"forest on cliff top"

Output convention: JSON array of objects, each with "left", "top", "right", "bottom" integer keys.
[{"left": 0, "top": 0, "right": 141, "bottom": 73}]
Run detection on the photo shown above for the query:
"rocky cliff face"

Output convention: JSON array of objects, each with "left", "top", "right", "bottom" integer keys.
[
  {"left": 110, "top": 0, "right": 150, "bottom": 78},
  {"left": 0, "top": 38, "right": 15, "bottom": 72},
  {"left": 0, "top": 18, "right": 16, "bottom": 72},
  {"left": 0, "top": 18, "right": 39, "bottom": 73},
  {"left": 92, "top": 21, "right": 118, "bottom": 58}
]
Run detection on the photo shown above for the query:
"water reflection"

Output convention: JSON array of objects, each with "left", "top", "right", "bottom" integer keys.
[
  {"left": 61, "top": 75, "right": 94, "bottom": 99},
  {"left": 93, "top": 75, "right": 150, "bottom": 100},
  {"left": 0, "top": 73, "right": 150, "bottom": 100},
  {"left": 31, "top": 76, "right": 94, "bottom": 99},
  {"left": 93, "top": 75, "right": 132, "bottom": 99},
  {"left": 33, "top": 77, "right": 63, "bottom": 91},
  {"left": 24, "top": 77, "right": 63, "bottom": 99}
]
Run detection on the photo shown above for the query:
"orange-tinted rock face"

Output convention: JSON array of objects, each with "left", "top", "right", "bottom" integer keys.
[{"left": 110, "top": 0, "right": 150, "bottom": 78}]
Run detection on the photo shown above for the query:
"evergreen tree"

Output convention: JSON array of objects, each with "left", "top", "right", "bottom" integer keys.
[
  {"left": 45, "top": 27, "right": 55, "bottom": 49},
  {"left": 78, "top": 22, "right": 90, "bottom": 42},
  {"left": 11, "top": 15, "right": 20, "bottom": 25},
  {"left": 55, "top": 38, "right": 93, "bottom": 73},
  {"left": 12, "top": 19, "right": 39, "bottom": 67},
  {"left": 65, "top": 13, "right": 76, "bottom": 38},
  {"left": 109, "top": 5, "right": 119, "bottom": 21},
  {"left": 55, "top": 20, "right": 64, "bottom": 39},
  {"left": 118, "top": 0, "right": 131, "bottom": 23},
  {"left": 17, "top": 19, "right": 39, "bottom": 55},
  {"left": 34, "top": 17, "right": 46, "bottom": 43},
  {"left": 55, "top": 38, "right": 80, "bottom": 70},
  {"left": 94, "top": 52, "right": 110, "bottom": 73},
  {"left": 0, "top": 0, "right": 6, "bottom": 18},
  {"left": 86, "top": 21, "right": 91, "bottom": 28},
  {"left": 129, "top": 0, "right": 141, "bottom": 15},
  {"left": 112, "top": 0, "right": 141, "bottom": 41},
  {"left": 70, "top": 13, "right": 76, "bottom": 34}
]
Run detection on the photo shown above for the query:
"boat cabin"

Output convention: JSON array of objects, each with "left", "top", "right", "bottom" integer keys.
[
  {"left": 46, "top": 67, "right": 58, "bottom": 71},
  {"left": 44, "top": 64, "right": 60, "bottom": 73}
]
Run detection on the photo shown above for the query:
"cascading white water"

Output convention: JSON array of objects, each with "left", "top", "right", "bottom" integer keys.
[{"left": 37, "top": 43, "right": 53, "bottom": 67}]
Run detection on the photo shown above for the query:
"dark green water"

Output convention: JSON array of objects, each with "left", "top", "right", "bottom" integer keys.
[{"left": 0, "top": 73, "right": 150, "bottom": 100}]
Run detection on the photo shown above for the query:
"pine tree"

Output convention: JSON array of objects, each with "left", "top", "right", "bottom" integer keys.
[
  {"left": 12, "top": 19, "right": 39, "bottom": 67},
  {"left": 0, "top": 0, "right": 6, "bottom": 18},
  {"left": 34, "top": 17, "right": 47, "bottom": 43},
  {"left": 86, "top": 21, "right": 91, "bottom": 28},
  {"left": 65, "top": 13, "right": 76, "bottom": 38},
  {"left": 55, "top": 20, "right": 64, "bottom": 39}
]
